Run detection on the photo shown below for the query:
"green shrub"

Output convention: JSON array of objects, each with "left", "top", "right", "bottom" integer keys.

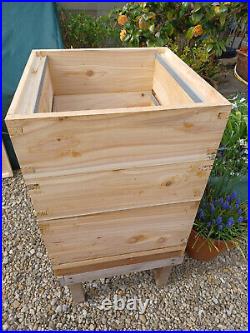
[
  {"left": 211, "top": 95, "right": 248, "bottom": 178},
  {"left": 59, "top": 9, "right": 120, "bottom": 48},
  {"left": 112, "top": 2, "right": 247, "bottom": 56}
]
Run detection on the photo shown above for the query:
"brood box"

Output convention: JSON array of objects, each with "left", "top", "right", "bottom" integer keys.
[{"left": 6, "top": 48, "right": 231, "bottom": 292}]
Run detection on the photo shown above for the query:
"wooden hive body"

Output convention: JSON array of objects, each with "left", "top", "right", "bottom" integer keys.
[{"left": 5, "top": 48, "right": 231, "bottom": 286}]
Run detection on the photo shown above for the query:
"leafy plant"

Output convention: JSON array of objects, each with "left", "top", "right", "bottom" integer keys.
[
  {"left": 194, "top": 186, "right": 247, "bottom": 255},
  {"left": 112, "top": 2, "right": 247, "bottom": 56},
  {"left": 211, "top": 95, "right": 248, "bottom": 177},
  {"left": 59, "top": 9, "right": 120, "bottom": 48},
  {"left": 170, "top": 41, "right": 221, "bottom": 82}
]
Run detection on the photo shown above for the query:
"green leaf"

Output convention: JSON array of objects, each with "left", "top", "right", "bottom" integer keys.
[
  {"left": 149, "top": 24, "right": 155, "bottom": 33},
  {"left": 220, "top": 15, "right": 226, "bottom": 26},
  {"left": 191, "top": 12, "right": 203, "bottom": 24},
  {"left": 186, "top": 27, "right": 194, "bottom": 40},
  {"left": 164, "top": 22, "right": 174, "bottom": 36}
]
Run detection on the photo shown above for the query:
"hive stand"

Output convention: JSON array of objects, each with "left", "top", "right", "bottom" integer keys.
[{"left": 5, "top": 48, "right": 231, "bottom": 302}]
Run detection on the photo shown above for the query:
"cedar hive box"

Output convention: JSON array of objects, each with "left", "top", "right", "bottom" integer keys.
[{"left": 6, "top": 48, "right": 231, "bottom": 286}]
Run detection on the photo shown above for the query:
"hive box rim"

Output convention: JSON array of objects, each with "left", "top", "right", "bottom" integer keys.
[{"left": 5, "top": 47, "right": 231, "bottom": 122}]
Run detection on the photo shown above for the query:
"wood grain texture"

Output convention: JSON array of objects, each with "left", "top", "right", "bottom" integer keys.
[
  {"left": 39, "top": 201, "right": 198, "bottom": 266},
  {"left": 59, "top": 256, "right": 183, "bottom": 285},
  {"left": 153, "top": 58, "right": 193, "bottom": 105},
  {"left": 69, "top": 283, "right": 85, "bottom": 303},
  {"left": 5, "top": 48, "right": 232, "bottom": 283},
  {"left": 6, "top": 105, "right": 230, "bottom": 179},
  {"left": 153, "top": 266, "right": 172, "bottom": 287},
  {"left": 160, "top": 48, "right": 230, "bottom": 106},
  {"left": 2, "top": 142, "right": 13, "bottom": 178},
  {"left": 7, "top": 52, "right": 47, "bottom": 116},
  {"left": 37, "top": 65, "right": 53, "bottom": 113},
  {"left": 28, "top": 160, "right": 210, "bottom": 220},
  {"left": 53, "top": 91, "right": 154, "bottom": 112},
  {"left": 44, "top": 49, "right": 156, "bottom": 95},
  {"left": 54, "top": 248, "right": 184, "bottom": 277}
]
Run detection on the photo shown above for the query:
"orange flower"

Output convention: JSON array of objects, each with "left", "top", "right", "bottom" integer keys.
[
  {"left": 118, "top": 14, "right": 128, "bottom": 26},
  {"left": 193, "top": 24, "right": 203, "bottom": 37},
  {"left": 120, "top": 29, "right": 127, "bottom": 41}
]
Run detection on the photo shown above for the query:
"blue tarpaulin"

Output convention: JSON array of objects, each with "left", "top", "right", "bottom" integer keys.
[{"left": 2, "top": 2, "right": 63, "bottom": 168}]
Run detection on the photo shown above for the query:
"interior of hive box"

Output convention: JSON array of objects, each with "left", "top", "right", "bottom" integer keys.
[{"left": 36, "top": 50, "right": 198, "bottom": 114}]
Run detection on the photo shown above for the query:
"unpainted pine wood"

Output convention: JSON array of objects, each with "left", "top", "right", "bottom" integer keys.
[
  {"left": 160, "top": 48, "right": 231, "bottom": 106},
  {"left": 7, "top": 52, "right": 47, "bottom": 116},
  {"left": 60, "top": 256, "right": 183, "bottom": 285},
  {"left": 153, "top": 266, "right": 173, "bottom": 287},
  {"left": 54, "top": 248, "right": 184, "bottom": 277},
  {"left": 68, "top": 283, "right": 85, "bottom": 303},
  {"left": 6, "top": 105, "right": 230, "bottom": 178},
  {"left": 37, "top": 65, "right": 54, "bottom": 113},
  {"left": 153, "top": 58, "right": 194, "bottom": 106},
  {"left": 39, "top": 201, "right": 199, "bottom": 266},
  {"left": 43, "top": 49, "right": 156, "bottom": 95},
  {"left": 53, "top": 91, "right": 154, "bottom": 112},
  {"left": 2, "top": 142, "right": 13, "bottom": 178},
  {"left": 27, "top": 160, "right": 211, "bottom": 220}
]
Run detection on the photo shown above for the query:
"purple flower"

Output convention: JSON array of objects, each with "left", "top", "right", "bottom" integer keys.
[
  {"left": 207, "top": 221, "right": 212, "bottom": 228},
  {"left": 236, "top": 199, "right": 241, "bottom": 206},
  {"left": 238, "top": 216, "right": 244, "bottom": 223},
  {"left": 210, "top": 203, "right": 215, "bottom": 213},
  {"left": 216, "top": 216, "right": 223, "bottom": 225},
  {"left": 235, "top": 203, "right": 240, "bottom": 209},
  {"left": 198, "top": 209, "right": 204, "bottom": 220},
  {"left": 218, "top": 224, "right": 223, "bottom": 231},
  {"left": 226, "top": 217, "right": 234, "bottom": 228},
  {"left": 218, "top": 198, "right": 224, "bottom": 206},
  {"left": 237, "top": 209, "right": 243, "bottom": 215},
  {"left": 231, "top": 192, "right": 237, "bottom": 200},
  {"left": 222, "top": 201, "right": 230, "bottom": 210},
  {"left": 226, "top": 195, "right": 231, "bottom": 202}
]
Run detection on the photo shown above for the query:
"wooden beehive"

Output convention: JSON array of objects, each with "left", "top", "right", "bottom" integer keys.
[{"left": 6, "top": 48, "right": 231, "bottom": 294}]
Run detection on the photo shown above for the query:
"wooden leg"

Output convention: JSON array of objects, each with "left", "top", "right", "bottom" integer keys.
[
  {"left": 69, "top": 283, "right": 86, "bottom": 303},
  {"left": 153, "top": 266, "right": 172, "bottom": 287}
]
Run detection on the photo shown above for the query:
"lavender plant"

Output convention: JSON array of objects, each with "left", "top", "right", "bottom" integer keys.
[{"left": 194, "top": 187, "right": 247, "bottom": 255}]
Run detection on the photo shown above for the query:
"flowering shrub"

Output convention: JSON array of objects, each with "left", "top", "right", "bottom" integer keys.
[
  {"left": 111, "top": 2, "right": 247, "bottom": 55},
  {"left": 194, "top": 188, "right": 247, "bottom": 253}
]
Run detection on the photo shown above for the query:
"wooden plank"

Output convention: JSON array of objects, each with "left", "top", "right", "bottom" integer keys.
[
  {"left": 68, "top": 283, "right": 85, "bottom": 303},
  {"left": 28, "top": 160, "right": 210, "bottom": 220},
  {"left": 7, "top": 52, "right": 48, "bottom": 116},
  {"left": 153, "top": 58, "right": 194, "bottom": 106},
  {"left": 59, "top": 256, "right": 183, "bottom": 285},
  {"left": 39, "top": 201, "right": 198, "bottom": 266},
  {"left": 2, "top": 142, "right": 13, "bottom": 178},
  {"left": 6, "top": 105, "right": 230, "bottom": 179},
  {"left": 44, "top": 49, "right": 156, "bottom": 95},
  {"left": 53, "top": 91, "right": 154, "bottom": 112},
  {"left": 160, "top": 48, "right": 230, "bottom": 106},
  {"left": 153, "top": 266, "right": 172, "bottom": 287},
  {"left": 37, "top": 65, "right": 53, "bottom": 113},
  {"left": 54, "top": 248, "right": 184, "bottom": 277}
]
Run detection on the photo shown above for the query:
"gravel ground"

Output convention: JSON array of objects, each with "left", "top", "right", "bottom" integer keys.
[{"left": 2, "top": 172, "right": 248, "bottom": 330}]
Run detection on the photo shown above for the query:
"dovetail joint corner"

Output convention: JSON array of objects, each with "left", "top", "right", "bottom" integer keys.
[
  {"left": 37, "top": 210, "right": 48, "bottom": 217},
  {"left": 27, "top": 183, "right": 40, "bottom": 191},
  {"left": 8, "top": 127, "right": 23, "bottom": 136}
]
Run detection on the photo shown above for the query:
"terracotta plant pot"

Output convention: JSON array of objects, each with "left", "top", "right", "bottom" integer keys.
[
  {"left": 236, "top": 48, "right": 248, "bottom": 82},
  {"left": 186, "top": 229, "right": 236, "bottom": 261}
]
